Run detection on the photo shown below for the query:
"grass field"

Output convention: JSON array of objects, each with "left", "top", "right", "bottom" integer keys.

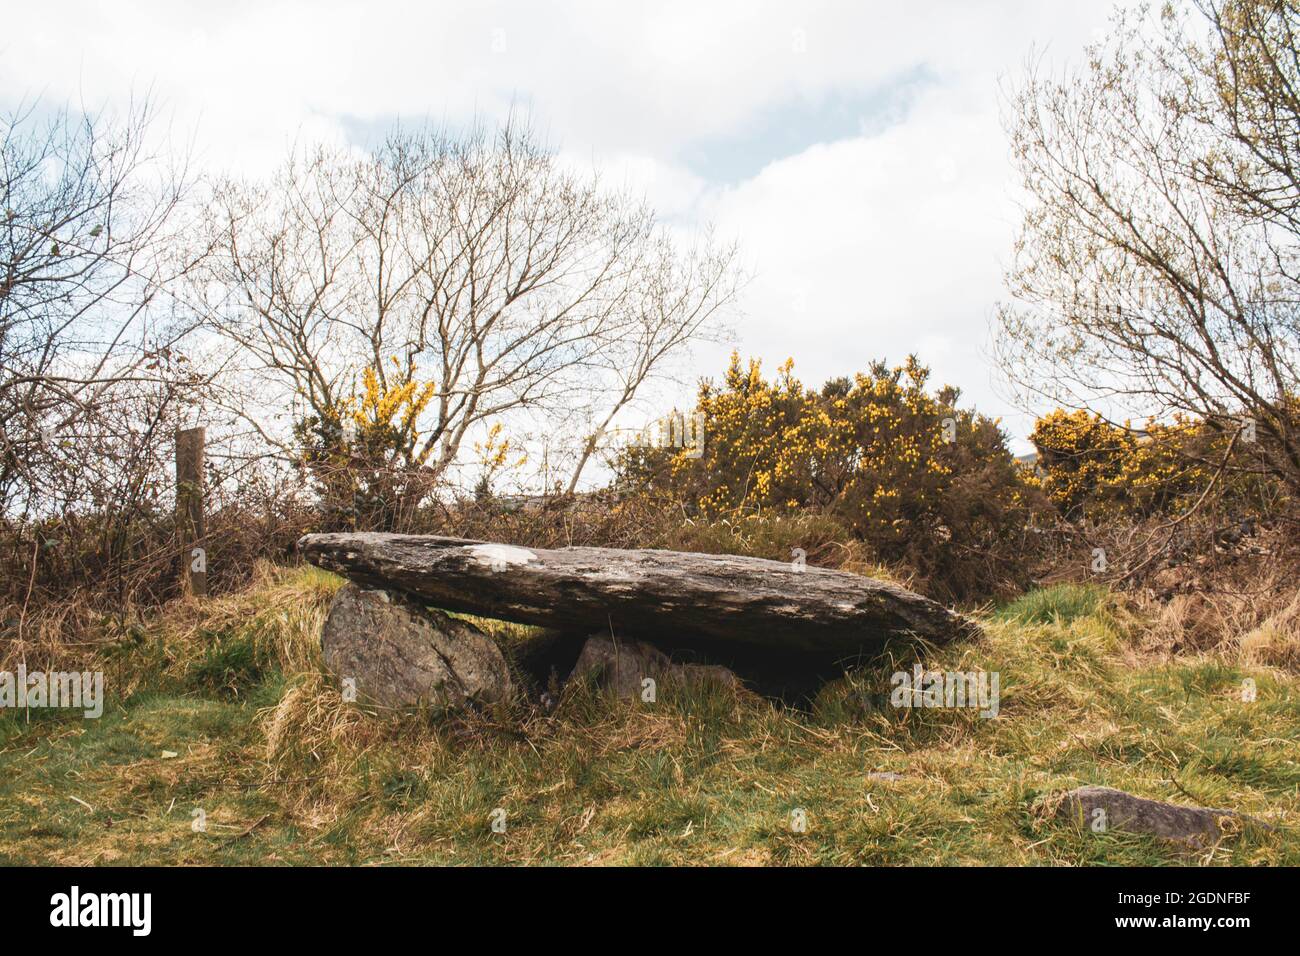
[{"left": 1, "top": 566, "right": 1295, "bottom": 865}]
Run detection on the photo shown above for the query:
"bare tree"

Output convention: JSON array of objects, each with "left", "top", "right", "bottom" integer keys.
[
  {"left": 996, "top": 0, "right": 1300, "bottom": 494},
  {"left": 194, "top": 117, "right": 739, "bottom": 515},
  {"left": 1184, "top": 1, "right": 1300, "bottom": 233},
  {"left": 563, "top": 228, "right": 738, "bottom": 494},
  {"left": 0, "top": 98, "right": 194, "bottom": 523}
]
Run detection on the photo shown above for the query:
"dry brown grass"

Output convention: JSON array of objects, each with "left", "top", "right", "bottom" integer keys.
[{"left": 1119, "top": 524, "right": 1300, "bottom": 672}]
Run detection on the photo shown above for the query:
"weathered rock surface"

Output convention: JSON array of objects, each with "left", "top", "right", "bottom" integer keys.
[
  {"left": 568, "top": 635, "right": 739, "bottom": 698},
  {"left": 1057, "top": 785, "right": 1263, "bottom": 846},
  {"left": 299, "top": 533, "right": 976, "bottom": 655},
  {"left": 322, "top": 584, "right": 512, "bottom": 710}
]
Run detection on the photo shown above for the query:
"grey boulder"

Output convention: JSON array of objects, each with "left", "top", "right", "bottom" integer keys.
[
  {"left": 322, "top": 584, "right": 512, "bottom": 710},
  {"left": 567, "top": 635, "right": 740, "bottom": 699}
]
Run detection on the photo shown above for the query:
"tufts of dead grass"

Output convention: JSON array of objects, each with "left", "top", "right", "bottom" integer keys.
[{"left": 1122, "top": 528, "right": 1300, "bottom": 672}]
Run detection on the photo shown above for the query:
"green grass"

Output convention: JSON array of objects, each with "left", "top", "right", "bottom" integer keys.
[
  {"left": 0, "top": 568, "right": 1295, "bottom": 865},
  {"left": 997, "top": 583, "right": 1107, "bottom": 625}
]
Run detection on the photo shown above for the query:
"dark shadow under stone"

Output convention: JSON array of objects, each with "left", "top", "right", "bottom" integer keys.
[{"left": 506, "top": 625, "right": 915, "bottom": 705}]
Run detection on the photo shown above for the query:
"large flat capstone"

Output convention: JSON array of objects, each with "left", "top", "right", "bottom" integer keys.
[{"left": 299, "top": 533, "right": 977, "bottom": 656}]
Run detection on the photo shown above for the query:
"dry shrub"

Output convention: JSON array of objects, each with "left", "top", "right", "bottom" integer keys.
[
  {"left": 432, "top": 490, "right": 669, "bottom": 550},
  {"left": 0, "top": 477, "right": 316, "bottom": 612},
  {"left": 0, "top": 592, "right": 115, "bottom": 673},
  {"left": 0, "top": 473, "right": 319, "bottom": 673},
  {"left": 1118, "top": 522, "right": 1300, "bottom": 671}
]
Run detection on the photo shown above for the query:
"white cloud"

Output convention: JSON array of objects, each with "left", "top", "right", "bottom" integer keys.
[
  {"left": 1, "top": 0, "right": 1128, "bottom": 451},
  {"left": 690, "top": 79, "right": 1029, "bottom": 440}
]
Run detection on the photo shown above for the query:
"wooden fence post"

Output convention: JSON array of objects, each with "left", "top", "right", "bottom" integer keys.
[{"left": 176, "top": 426, "right": 207, "bottom": 597}]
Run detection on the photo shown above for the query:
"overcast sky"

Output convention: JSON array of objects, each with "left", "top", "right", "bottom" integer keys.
[{"left": 2, "top": 0, "right": 1129, "bottom": 452}]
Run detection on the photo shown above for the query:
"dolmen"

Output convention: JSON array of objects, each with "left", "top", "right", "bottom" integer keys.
[{"left": 298, "top": 533, "right": 978, "bottom": 711}]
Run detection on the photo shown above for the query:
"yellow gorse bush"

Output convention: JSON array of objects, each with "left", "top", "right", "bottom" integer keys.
[
  {"left": 620, "top": 352, "right": 1044, "bottom": 600},
  {"left": 353, "top": 363, "right": 438, "bottom": 465},
  {"left": 472, "top": 422, "right": 528, "bottom": 498},
  {"left": 1030, "top": 409, "right": 1232, "bottom": 520},
  {"left": 294, "top": 360, "right": 441, "bottom": 531}
]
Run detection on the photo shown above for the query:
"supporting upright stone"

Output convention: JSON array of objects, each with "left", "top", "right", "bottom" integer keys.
[{"left": 322, "top": 584, "right": 513, "bottom": 710}]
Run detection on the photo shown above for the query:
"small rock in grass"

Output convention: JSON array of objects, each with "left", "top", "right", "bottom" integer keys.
[{"left": 1057, "top": 785, "right": 1264, "bottom": 846}]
